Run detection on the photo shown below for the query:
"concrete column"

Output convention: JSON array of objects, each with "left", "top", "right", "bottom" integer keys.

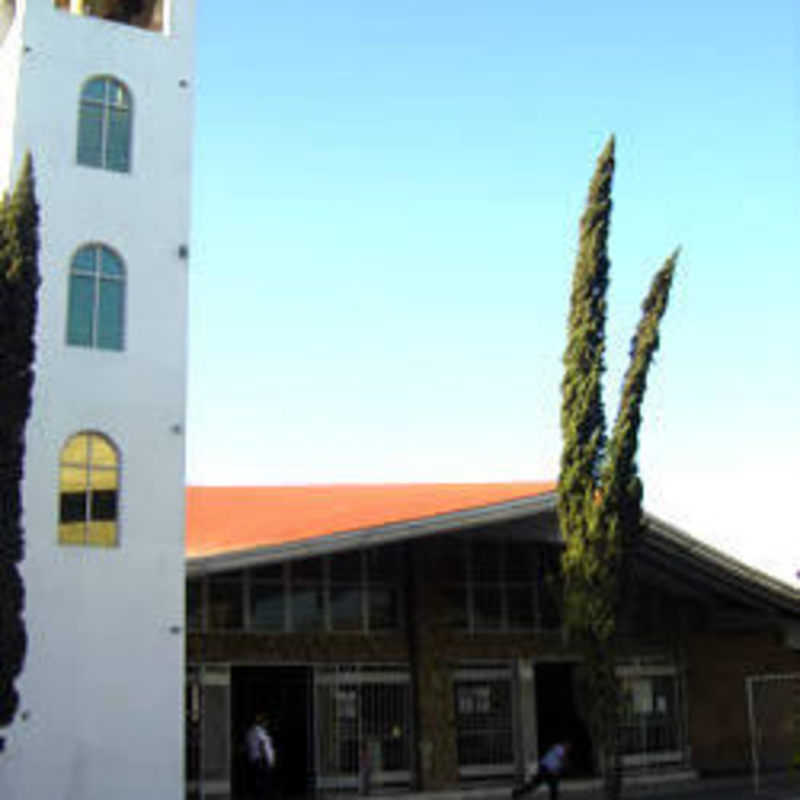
[
  {"left": 406, "top": 541, "right": 459, "bottom": 789},
  {"left": 516, "top": 657, "right": 538, "bottom": 779}
]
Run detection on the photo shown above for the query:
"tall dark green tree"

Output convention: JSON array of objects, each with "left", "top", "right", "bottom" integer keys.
[
  {"left": 557, "top": 137, "right": 677, "bottom": 799},
  {"left": 0, "top": 154, "right": 40, "bottom": 733}
]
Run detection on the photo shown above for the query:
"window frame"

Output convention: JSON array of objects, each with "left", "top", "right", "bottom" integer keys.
[
  {"left": 445, "top": 535, "right": 561, "bottom": 633},
  {"left": 453, "top": 664, "right": 516, "bottom": 777},
  {"left": 66, "top": 243, "right": 126, "bottom": 351},
  {"left": 190, "top": 547, "right": 404, "bottom": 634},
  {"left": 58, "top": 431, "right": 121, "bottom": 548},
  {"left": 616, "top": 659, "right": 686, "bottom": 767},
  {"left": 76, "top": 75, "right": 133, "bottom": 173}
]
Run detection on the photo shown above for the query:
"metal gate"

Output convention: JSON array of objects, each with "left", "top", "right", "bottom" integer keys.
[
  {"left": 454, "top": 664, "right": 516, "bottom": 779},
  {"left": 314, "top": 664, "right": 414, "bottom": 795},
  {"left": 617, "top": 662, "right": 686, "bottom": 769},
  {"left": 746, "top": 672, "right": 800, "bottom": 792}
]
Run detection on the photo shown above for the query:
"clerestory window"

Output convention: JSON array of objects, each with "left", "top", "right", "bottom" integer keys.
[
  {"left": 59, "top": 432, "right": 120, "bottom": 547},
  {"left": 77, "top": 76, "right": 132, "bottom": 172},
  {"left": 66, "top": 244, "right": 125, "bottom": 350}
]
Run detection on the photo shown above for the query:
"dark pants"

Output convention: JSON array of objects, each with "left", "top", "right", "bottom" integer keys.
[
  {"left": 516, "top": 766, "right": 560, "bottom": 800},
  {"left": 246, "top": 761, "right": 273, "bottom": 800}
]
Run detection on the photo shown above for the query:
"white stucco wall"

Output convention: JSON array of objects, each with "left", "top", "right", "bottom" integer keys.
[
  {"left": 0, "top": 1, "right": 22, "bottom": 189},
  {"left": 0, "top": 2, "right": 195, "bottom": 799}
]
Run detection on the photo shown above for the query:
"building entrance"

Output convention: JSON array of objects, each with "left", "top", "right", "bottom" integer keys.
[
  {"left": 232, "top": 666, "right": 314, "bottom": 800},
  {"left": 535, "top": 662, "right": 593, "bottom": 776}
]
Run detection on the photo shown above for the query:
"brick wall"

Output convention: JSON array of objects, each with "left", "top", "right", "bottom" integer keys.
[
  {"left": 686, "top": 630, "right": 800, "bottom": 773},
  {"left": 186, "top": 630, "right": 408, "bottom": 663}
]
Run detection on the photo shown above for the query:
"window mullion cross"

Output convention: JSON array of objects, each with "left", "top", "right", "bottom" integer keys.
[
  {"left": 500, "top": 537, "right": 508, "bottom": 631},
  {"left": 101, "top": 79, "right": 110, "bottom": 169},
  {"left": 533, "top": 546, "right": 541, "bottom": 631},
  {"left": 84, "top": 433, "right": 93, "bottom": 544},
  {"left": 465, "top": 538, "right": 474, "bottom": 634},
  {"left": 528, "top": 545, "right": 536, "bottom": 631},
  {"left": 286, "top": 561, "right": 293, "bottom": 633},
  {"left": 360, "top": 549, "right": 368, "bottom": 633},
  {"left": 242, "top": 568, "right": 251, "bottom": 631},
  {"left": 323, "top": 555, "right": 331, "bottom": 632},
  {"left": 92, "top": 246, "right": 101, "bottom": 347}
]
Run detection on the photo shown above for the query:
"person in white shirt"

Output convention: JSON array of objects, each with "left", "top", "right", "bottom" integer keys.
[
  {"left": 245, "top": 713, "right": 276, "bottom": 799},
  {"left": 512, "top": 741, "right": 570, "bottom": 800}
]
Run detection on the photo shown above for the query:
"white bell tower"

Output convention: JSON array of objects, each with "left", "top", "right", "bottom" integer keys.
[{"left": 0, "top": 1, "right": 194, "bottom": 798}]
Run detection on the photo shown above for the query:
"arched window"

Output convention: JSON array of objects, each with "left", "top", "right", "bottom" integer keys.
[
  {"left": 59, "top": 433, "right": 120, "bottom": 547},
  {"left": 76, "top": 76, "right": 132, "bottom": 172},
  {"left": 66, "top": 244, "right": 125, "bottom": 350}
]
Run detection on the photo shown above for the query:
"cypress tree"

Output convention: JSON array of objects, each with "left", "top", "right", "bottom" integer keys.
[
  {"left": 557, "top": 138, "right": 677, "bottom": 799},
  {"left": 0, "top": 154, "right": 40, "bottom": 732}
]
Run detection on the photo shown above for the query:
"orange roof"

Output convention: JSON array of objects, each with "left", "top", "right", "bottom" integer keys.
[{"left": 186, "top": 482, "right": 556, "bottom": 559}]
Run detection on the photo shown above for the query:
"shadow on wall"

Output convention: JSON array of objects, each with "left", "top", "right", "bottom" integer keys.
[{"left": 53, "top": 0, "right": 164, "bottom": 33}]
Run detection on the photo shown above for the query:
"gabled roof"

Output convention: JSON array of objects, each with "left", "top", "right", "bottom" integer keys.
[{"left": 186, "top": 482, "right": 555, "bottom": 569}]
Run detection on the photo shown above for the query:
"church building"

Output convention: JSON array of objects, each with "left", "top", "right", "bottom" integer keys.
[{"left": 186, "top": 484, "right": 800, "bottom": 800}]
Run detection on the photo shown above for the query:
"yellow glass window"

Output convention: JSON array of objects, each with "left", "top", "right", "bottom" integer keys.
[
  {"left": 61, "top": 435, "right": 88, "bottom": 464},
  {"left": 59, "top": 432, "right": 119, "bottom": 547}
]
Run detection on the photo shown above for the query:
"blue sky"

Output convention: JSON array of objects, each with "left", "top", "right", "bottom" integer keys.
[{"left": 187, "top": 1, "right": 799, "bottom": 584}]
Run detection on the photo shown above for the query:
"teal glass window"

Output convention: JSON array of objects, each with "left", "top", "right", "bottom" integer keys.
[
  {"left": 207, "top": 572, "right": 244, "bottom": 630},
  {"left": 77, "top": 77, "right": 132, "bottom": 172},
  {"left": 66, "top": 244, "right": 125, "bottom": 351},
  {"left": 368, "top": 586, "right": 400, "bottom": 631},
  {"left": 250, "top": 583, "right": 285, "bottom": 630},
  {"left": 250, "top": 564, "right": 285, "bottom": 631},
  {"left": 290, "top": 586, "right": 325, "bottom": 632}
]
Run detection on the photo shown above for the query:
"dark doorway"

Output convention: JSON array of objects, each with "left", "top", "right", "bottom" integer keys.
[
  {"left": 535, "top": 662, "right": 593, "bottom": 777},
  {"left": 232, "top": 666, "right": 314, "bottom": 800}
]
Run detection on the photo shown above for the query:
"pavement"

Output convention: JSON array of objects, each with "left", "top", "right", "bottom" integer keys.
[
  {"left": 620, "top": 773, "right": 800, "bottom": 799},
  {"left": 375, "top": 773, "right": 800, "bottom": 800}
]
